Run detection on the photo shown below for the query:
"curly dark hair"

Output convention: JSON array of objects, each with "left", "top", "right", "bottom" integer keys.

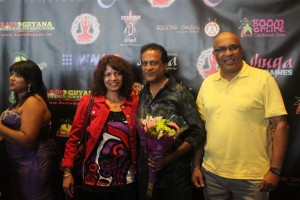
[
  {"left": 9, "top": 59, "right": 49, "bottom": 107},
  {"left": 91, "top": 55, "right": 134, "bottom": 99}
]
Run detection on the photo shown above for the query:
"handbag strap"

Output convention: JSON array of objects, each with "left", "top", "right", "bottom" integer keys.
[{"left": 78, "top": 95, "right": 94, "bottom": 145}]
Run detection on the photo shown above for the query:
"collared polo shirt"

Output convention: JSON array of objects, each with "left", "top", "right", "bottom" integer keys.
[{"left": 196, "top": 61, "right": 287, "bottom": 179}]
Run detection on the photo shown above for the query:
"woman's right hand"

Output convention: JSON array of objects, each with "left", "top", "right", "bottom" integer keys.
[{"left": 62, "top": 173, "right": 75, "bottom": 199}]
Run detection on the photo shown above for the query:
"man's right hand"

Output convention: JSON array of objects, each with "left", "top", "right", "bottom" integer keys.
[
  {"left": 296, "top": 104, "right": 300, "bottom": 114},
  {"left": 191, "top": 168, "right": 205, "bottom": 188}
]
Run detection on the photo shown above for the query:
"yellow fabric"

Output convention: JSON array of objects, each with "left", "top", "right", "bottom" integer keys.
[{"left": 196, "top": 61, "right": 287, "bottom": 179}]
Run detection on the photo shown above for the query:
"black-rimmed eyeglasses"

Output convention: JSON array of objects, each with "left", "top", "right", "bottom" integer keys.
[{"left": 214, "top": 44, "right": 240, "bottom": 54}]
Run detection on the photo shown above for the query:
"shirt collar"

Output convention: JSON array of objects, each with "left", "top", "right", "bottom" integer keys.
[
  {"left": 144, "top": 74, "right": 176, "bottom": 92},
  {"left": 214, "top": 60, "right": 250, "bottom": 81}
]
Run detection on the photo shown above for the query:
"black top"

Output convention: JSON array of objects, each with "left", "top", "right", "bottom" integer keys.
[{"left": 137, "top": 75, "right": 206, "bottom": 187}]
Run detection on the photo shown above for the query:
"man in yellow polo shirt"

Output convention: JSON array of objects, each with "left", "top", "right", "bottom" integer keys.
[{"left": 192, "top": 32, "right": 289, "bottom": 200}]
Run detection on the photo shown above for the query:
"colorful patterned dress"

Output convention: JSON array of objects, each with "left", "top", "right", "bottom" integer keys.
[{"left": 82, "top": 111, "right": 135, "bottom": 192}]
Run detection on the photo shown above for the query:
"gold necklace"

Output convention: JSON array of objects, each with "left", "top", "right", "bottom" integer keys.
[
  {"left": 106, "top": 100, "right": 119, "bottom": 108},
  {"left": 105, "top": 97, "right": 123, "bottom": 109}
]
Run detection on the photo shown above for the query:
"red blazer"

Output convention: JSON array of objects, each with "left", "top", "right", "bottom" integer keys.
[{"left": 61, "top": 94, "right": 138, "bottom": 173}]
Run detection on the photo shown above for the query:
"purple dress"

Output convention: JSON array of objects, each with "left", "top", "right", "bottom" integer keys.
[{"left": 1, "top": 109, "right": 59, "bottom": 200}]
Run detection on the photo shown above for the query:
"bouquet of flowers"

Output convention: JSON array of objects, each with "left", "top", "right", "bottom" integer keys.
[{"left": 139, "top": 114, "right": 189, "bottom": 197}]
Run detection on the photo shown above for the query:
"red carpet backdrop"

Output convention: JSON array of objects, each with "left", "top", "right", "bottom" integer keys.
[{"left": 0, "top": 0, "right": 299, "bottom": 199}]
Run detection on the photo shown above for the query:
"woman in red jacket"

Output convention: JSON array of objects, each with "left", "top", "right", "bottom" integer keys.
[{"left": 62, "top": 55, "right": 138, "bottom": 200}]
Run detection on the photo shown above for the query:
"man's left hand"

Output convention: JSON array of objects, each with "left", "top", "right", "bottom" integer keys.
[{"left": 259, "top": 171, "right": 280, "bottom": 192}]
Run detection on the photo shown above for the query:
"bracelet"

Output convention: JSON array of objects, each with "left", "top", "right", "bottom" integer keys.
[
  {"left": 269, "top": 167, "right": 281, "bottom": 176},
  {"left": 63, "top": 173, "right": 72, "bottom": 178},
  {"left": 193, "top": 167, "right": 201, "bottom": 171}
]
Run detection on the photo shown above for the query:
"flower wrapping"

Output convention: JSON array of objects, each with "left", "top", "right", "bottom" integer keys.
[{"left": 138, "top": 114, "right": 188, "bottom": 197}]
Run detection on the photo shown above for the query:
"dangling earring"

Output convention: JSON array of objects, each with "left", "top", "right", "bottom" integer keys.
[
  {"left": 9, "top": 91, "right": 16, "bottom": 104},
  {"left": 27, "top": 84, "right": 31, "bottom": 93}
]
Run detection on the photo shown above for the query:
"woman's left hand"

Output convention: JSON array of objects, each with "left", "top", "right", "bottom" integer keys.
[{"left": 62, "top": 173, "right": 75, "bottom": 199}]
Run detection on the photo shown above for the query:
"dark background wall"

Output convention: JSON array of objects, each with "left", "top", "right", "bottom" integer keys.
[{"left": 0, "top": 0, "right": 299, "bottom": 199}]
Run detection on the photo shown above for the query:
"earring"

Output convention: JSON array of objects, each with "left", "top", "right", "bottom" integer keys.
[
  {"left": 27, "top": 84, "right": 31, "bottom": 93},
  {"left": 9, "top": 91, "right": 16, "bottom": 104}
]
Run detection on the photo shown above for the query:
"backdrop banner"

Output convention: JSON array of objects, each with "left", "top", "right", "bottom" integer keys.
[{"left": 0, "top": 0, "right": 299, "bottom": 199}]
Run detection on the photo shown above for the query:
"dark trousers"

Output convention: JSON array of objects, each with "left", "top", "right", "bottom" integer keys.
[
  {"left": 78, "top": 186, "right": 137, "bottom": 200},
  {"left": 0, "top": 141, "right": 10, "bottom": 200},
  {"left": 150, "top": 180, "right": 193, "bottom": 200}
]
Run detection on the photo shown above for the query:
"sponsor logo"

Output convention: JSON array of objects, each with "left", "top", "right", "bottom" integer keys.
[
  {"left": 294, "top": 97, "right": 300, "bottom": 106},
  {"left": 280, "top": 176, "right": 300, "bottom": 187},
  {"left": 250, "top": 53, "right": 293, "bottom": 78},
  {"left": 203, "top": 0, "right": 222, "bottom": 7},
  {"left": 137, "top": 54, "right": 178, "bottom": 71},
  {"left": 56, "top": 117, "right": 73, "bottom": 137},
  {"left": 121, "top": 10, "right": 141, "bottom": 45},
  {"left": 239, "top": 17, "right": 286, "bottom": 38},
  {"left": 197, "top": 48, "right": 219, "bottom": 79},
  {"left": 48, "top": 89, "right": 91, "bottom": 102},
  {"left": 148, "top": 0, "right": 175, "bottom": 8},
  {"left": 48, "top": 89, "right": 91, "bottom": 138},
  {"left": 49, "top": 83, "right": 141, "bottom": 138},
  {"left": 61, "top": 53, "right": 121, "bottom": 71},
  {"left": 0, "top": 21, "right": 54, "bottom": 37},
  {"left": 17, "top": 0, "right": 84, "bottom": 3},
  {"left": 97, "top": 0, "right": 117, "bottom": 8},
  {"left": 71, "top": 13, "right": 100, "bottom": 44},
  {"left": 132, "top": 82, "right": 143, "bottom": 98},
  {"left": 204, "top": 19, "right": 220, "bottom": 37},
  {"left": 14, "top": 51, "right": 28, "bottom": 62},
  {"left": 166, "top": 55, "right": 178, "bottom": 71},
  {"left": 61, "top": 53, "right": 101, "bottom": 70},
  {"left": 156, "top": 24, "right": 200, "bottom": 34},
  {"left": 13, "top": 51, "right": 48, "bottom": 70}
]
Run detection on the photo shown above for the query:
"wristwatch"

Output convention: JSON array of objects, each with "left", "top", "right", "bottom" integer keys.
[{"left": 269, "top": 167, "right": 281, "bottom": 176}]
